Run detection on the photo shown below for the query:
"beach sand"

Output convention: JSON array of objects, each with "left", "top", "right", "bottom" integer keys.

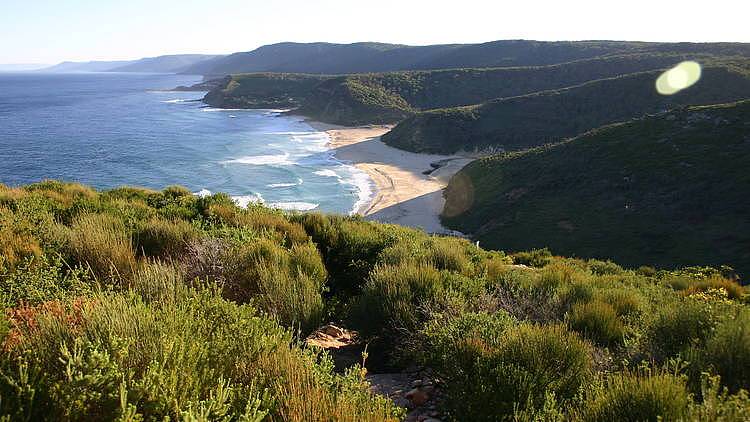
[{"left": 307, "top": 121, "right": 474, "bottom": 234}]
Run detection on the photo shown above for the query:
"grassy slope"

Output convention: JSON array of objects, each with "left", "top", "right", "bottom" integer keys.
[
  {"left": 443, "top": 100, "right": 750, "bottom": 276},
  {"left": 383, "top": 63, "right": 750, "bottom": 153}
]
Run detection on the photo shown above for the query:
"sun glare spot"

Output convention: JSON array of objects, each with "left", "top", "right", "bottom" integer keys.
[{"left": 656, "top": 61, "right": 702, "bottom": 95}]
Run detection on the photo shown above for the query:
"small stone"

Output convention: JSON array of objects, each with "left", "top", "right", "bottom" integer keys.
[{"left": 406, "top": 388, "right": 430, "bottom": 406}]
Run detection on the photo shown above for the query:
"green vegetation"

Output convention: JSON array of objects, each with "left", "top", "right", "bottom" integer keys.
[
  {"left": 443, "top": 100, "right": 750, "bottom": 277},
  {"left": 383, "top": 65, "right": 750, "bottom": 153},
  {"left": 205, "top": 52, "right": 726, "bottom": 126},
  {"left": 2, "top": 180, "right": 749, "bottom": 420},
  {"left": 186, "top": 40, "right": 750, "bottom": 76}
]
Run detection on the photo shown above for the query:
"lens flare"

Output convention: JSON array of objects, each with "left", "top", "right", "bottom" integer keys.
[{"left": 656, "top": 61, "right": 702, "bottom": 95}]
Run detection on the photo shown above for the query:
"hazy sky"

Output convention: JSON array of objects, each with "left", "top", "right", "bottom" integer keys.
[{"left": 2, "top": 0, "right": 748, "bottom": 64}]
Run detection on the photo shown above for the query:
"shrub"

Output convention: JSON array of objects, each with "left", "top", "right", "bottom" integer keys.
[
  {"left": 354, "top": 263, "right": 443, "bottom": 338},
  {"left": 636, "top": 265, "right": 657, "bottom": 277},
  {"left": 133, "top": 217, "right": 200, "bottom": 259},
  {"left": 207, "top": 204, "right": 309, "bottom": 246},
  {"left": 512, "top": 248, "right": 552, "bottom": 267},
  {"left": 703, "top": 310, "right": 750, "bottom": 392},
  {"left": 66, "top": 213, "right": 137, "bottom": 281},
  {"left": 645, "top": 298, "right": 715, "bottom": 360},
  {"left": 587, "top": 259, "right": 624, "bottom": 275},
  {"left": 684, "top": 276, "right": 746, "bottom": 300},
  {"left": 568, "top": 300, "right": 625, "bottom": 346},
  {"left": 441, "top": 324, "right": 591, "bottom": 420},
  {"left": 0, "top": 207, "right": 43, "bottom": 271},
  {"left": 419, "top": 311, "right": 516, "bottom": 366},
  {"left": 378, "top": 236, "right": 474, "bottom": 274},
  {"left": 0, "top": 255, "right": 93, "bottom": 308},
  {"left": 223, "top": 239, "right": 325, "bottom": 332},
  {"left": 598, "top": 289, "right": 642, "bottom": 317},
  {"left": 298, "top": 215, "right": 402, "bottom": 294},
  {"left": 690, "top": 374, "right": 750, "bottom": 421},
  {"left": 129, "top": 261, "right": 188, "bottom": 304},
  {"left": 537, "top": 262, "right": 581, "bottom": 293},
  {"left": 561, "top": 282, "right": 594, "bottom": 305},
  {"left": 0, "top": 290, "right": 400, "bottom": 421},
  {"left": 580, "top": 372, "right": 691, "bottom": 422}
]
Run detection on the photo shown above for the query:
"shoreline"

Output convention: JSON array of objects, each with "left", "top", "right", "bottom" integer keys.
[{"left": 305, "top": 119, "right": 474, "bottom": 234}]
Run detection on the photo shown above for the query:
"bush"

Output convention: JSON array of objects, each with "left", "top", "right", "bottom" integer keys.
[
  {"left": 598, "top": 289, "right": 642, "bottom": 317},
  {"left": 0, "top": 207, "right": 43, "bottom": 271},
  {"left": 129, "top": 261, "right": 188, "bottom": 304},
  {"left": 703, "top": 310, "right": 750, "bottom": 392},
  {"left": 561, "top": 282, "right": 594, "bottom": 305},
  {"left": 636, "top": 265, "right": 657, "bottom": 277},
  {"left": 354, "top": 263, "right": 443, "bottom": 338},
  {"left": 512, "top": 248, "right": 552, "bottom": 268},
  {"left": 0, "top": 290, "right": 400, "bottom": 421},
  {"left": 298, "top": 215, "right": 403, "bottom": 295},
  {"left": 441, "top": 324, "right": 591, "bottom": 420},
  {"left": 207, "top": 204, "right": 309, "bottom": 246},
  {"left": 0, "top": 255, "right": 93, "bottom": 308},
  {"left": 645, "top": 298, "right": 715, "bottom": 360},
  {"left": 690, "top": 374, "right": 750, "bottom": 421},
  {"left": 223, "top": 239, "right": 325, "bottom": 332},
  {"left": 684, "top": 276, "right": 746, "bottom": 300},
  {"left": 568, "top": 300, "right": 625, "bottom": 346},
  {"left": 580, "top": 372, "right": 691, "bottom": 422},
  {"left": 537, "top": 262, "right": 581, "bottom": 293},
  {"left": 66, "top": 213, "right": 137, "bottom": 281},
  {"left": 587, "top": 259, "right": 624, "bottom": 275},
  {"left": 419, "top": 311, "right": 516, "bottom": 367},
  {"left": 133, "top": 217, "right": 200, "bottom": 259}
]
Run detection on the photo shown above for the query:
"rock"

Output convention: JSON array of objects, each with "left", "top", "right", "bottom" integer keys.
[
  {"left": 406, "top": 388, "right": 430, "bottom": 406},
  {"left": 321, "top": 324, "right": 344, "bottom": 337},
  {"left": 411, "top": 379, "right": 423, "bottom": 387}
]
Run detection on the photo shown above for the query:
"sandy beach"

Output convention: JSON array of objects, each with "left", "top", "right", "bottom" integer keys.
[{"left": 307, "top": 121, "right": 474, "bottom": 234}]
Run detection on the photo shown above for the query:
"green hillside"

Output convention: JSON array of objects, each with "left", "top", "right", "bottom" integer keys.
[
  {"left": 443, "top": 100, "right": 750, "bottom": 277},
  {"left": 185, "top": 39, "right": 750, "bottom": 76},
  {"left": 1, "top": 181, "right": 749, "bottom": 420},
  {"left": 203, "top": 72, "right": 328, "bottom": 109},
  {"left": 204, "top": 53, "right": 721, "bottom": 126},
  {"left": 383, "top": 64, "right": 750, "bottom": 153}
]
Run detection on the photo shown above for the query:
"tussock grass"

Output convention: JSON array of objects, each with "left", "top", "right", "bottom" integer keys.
[
  {"left": 66, "top": 213, "right": 137, "bottom": 282},
  {"left": 568, "top": 300, "right": 625, "bottom": 346},
  {"left": 580, "top": 371, "right": 691, "bottom": 422}
]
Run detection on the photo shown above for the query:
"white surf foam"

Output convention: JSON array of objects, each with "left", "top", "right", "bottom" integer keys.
[
  {"left": 222, "top": 153, "right": 291, "bottom": 166},
  {"left": 269, "top": 202, "right": 319, "bottom": 211},
  {"left": 194, "top": 189, "right": 212, "bottom": 198},
  {"left": 162, "top": 99, "right": 189, "bottom": 104},
  {"left": 341, "top": 168, "right": 375, "bottom": 215},
  {"left": 232, "top": 193, "right": 264, "bottom": 208},
  {"left": 313, "top": 169, "right": 339, "bottom": 178},
  {"left": 201, "top": 107, "right": 245, "bottom": 112},
  {"left": 267, "top": 178, "right": 303, "bottom": 188}
]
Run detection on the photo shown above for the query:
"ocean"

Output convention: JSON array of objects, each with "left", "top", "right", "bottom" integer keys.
[{"left": 0, "top": 72, "right": 372, "bottom": 214}]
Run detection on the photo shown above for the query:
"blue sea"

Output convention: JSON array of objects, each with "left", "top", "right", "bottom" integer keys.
[{"left": 0, "top": 72, "right": 373, "bottom": 214}]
